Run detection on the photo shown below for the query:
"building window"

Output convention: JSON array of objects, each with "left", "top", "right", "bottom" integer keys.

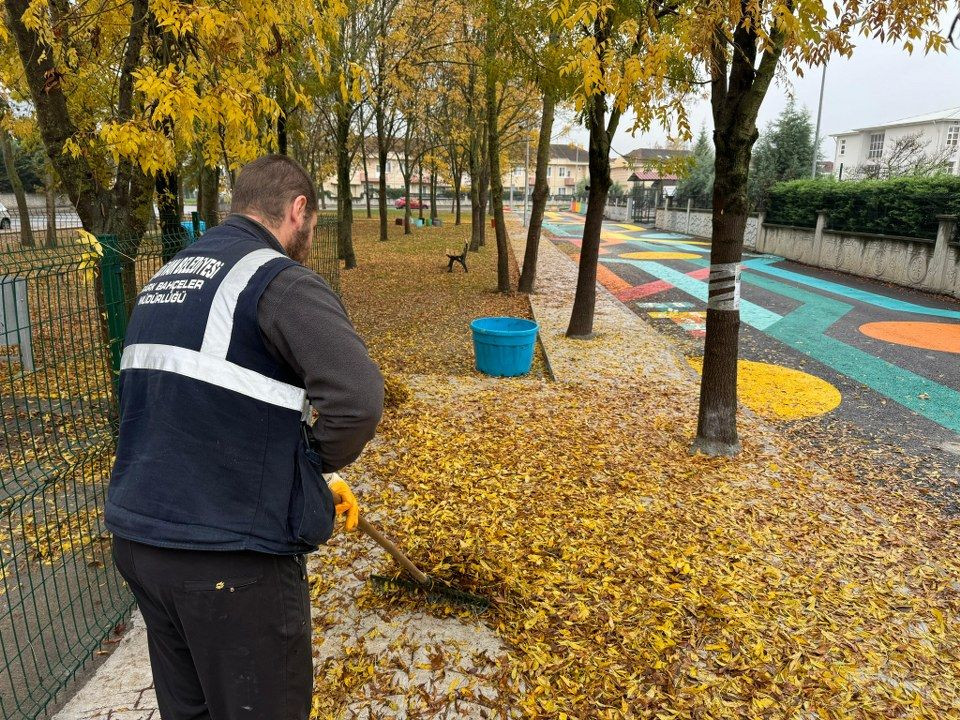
[
  {"left": 546, "top": 165, "right": 552, "bottom": 177},
  {"left": 386, "top": 161, "right": 392, "bottom": 173},
  {"left": 838, "top": 139, "right": 846, "bottom": 156},
  {"left": 868, "top": 132, "right": 884, "bottom": 159},
  {"left": 947, "top": 124, "right": 960, "bottom": 148},
  {"left": 559, "top": 187, "right": 566, "bottom": 196},
  {"left": 558, "top": 167, "right": 567, "bottom": 178}
]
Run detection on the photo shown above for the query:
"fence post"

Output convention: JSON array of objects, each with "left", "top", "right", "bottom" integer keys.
[
  {"left": 813, "top": 210, "right": 829, "bottom": 266},
  {"left": 191, "top": 211, "right": 201, "bottom": 243},
  {"left": 756, "top": 211, "right": 767, "bottom": 253},
  {"left": 932, "top": 214, "right": 958, "bottom": 294},
  {"left": 99, "top": 235, "right": 129, "bottom": 404},
  {"left": 686, "top": 198, "right": 693, "bottom": 234}
]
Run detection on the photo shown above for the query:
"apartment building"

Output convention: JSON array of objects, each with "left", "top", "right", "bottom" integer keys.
[
  {"left": 830, "top": 107, "right": 960, "bottom": 179},
  {"left": 503, "top": 144, "right": 589, "bottom": 197},
  {"left": 609, "top": 147, "right": 690, "bottom": 191}
]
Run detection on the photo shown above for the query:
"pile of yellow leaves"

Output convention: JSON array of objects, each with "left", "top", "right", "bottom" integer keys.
[{"left": 347, "top": 378, "right": 960, "bottom": 719}]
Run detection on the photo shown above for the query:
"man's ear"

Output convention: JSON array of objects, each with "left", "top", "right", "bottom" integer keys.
[{"left": 291, "top": 195, "right": 308, "bottom": 225}]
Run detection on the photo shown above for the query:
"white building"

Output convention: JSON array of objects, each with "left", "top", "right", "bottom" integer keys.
[{"left": 830, "top": 107, "right": 960, "bottom": 179}]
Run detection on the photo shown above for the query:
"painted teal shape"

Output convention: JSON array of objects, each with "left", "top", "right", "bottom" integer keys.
[
  {"left": 602, "top": 258, "right": 782, "bottom": 329},
  {"left": 744, "top": 256, "right": 960, "bottom": 320},
  {"left": 632, "top": 238, "right": 709, "bottom": 255},
  {"left": 741, "top": 270, "right": 960, "bottom": 433},
  {"left": 607, "top": 236, "right": 709, "bottom": 255},
  {"left": 543, "top": 221, "right": 581, "bottom": 238}
]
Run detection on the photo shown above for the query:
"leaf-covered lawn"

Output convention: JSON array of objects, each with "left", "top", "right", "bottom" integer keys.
[
  {"left": 313, "top": 220, "right": 960, "bottom": 719},
  {"left": 340, "top": 216, "right": 546, "bottom": 377}
]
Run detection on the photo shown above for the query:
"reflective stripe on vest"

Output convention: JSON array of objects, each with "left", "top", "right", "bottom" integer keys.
[{"left": 121, "top": 248, "right": 309, "bottom": 416}]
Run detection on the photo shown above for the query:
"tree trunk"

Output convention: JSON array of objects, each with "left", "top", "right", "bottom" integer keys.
[
  {"left": 319, "top": 180, "right": 327, "bottom": 210},
  {"left": 378, "top": 148, "right": 389, "bottom": 240},
  {"left": 1, "top": 131, "right": 35, "bottom": 247},
  {"left": 469, "top": 157, "right": 482, "bottom": 251},
  {"left": 278, "top": 109, "right": 288, "bottom": 155},
  {"left": 429, "top": 162, "right": 438, "bottom": 221},
  {"left": 335, "top": 110, "right": 356, "bottom": 268},
  {"left": 44, "top": 162, "right": 57, "bottom": 247},
  {"left": 403, "top": 175, "right": 412, "bottom": 234},
  {"left": 376, "top": 108, "right": 390, "bottom": 240},
  {"left": 477, "top": 135, "right": 489, "bottom": 247},
  {"left": 692, "top": 21, "right": 784, "bottom": 456},
  {"left": 417, "top": 163, "right": 424, "bottom": 221},
  {"left": 454, "top": 174, "right": 461, "bottom": 224},
  {"left": 566, "top": 97, "right": 615, "bottom": 338},
  {"left": 361, "top": 137, "right": 372, "bottom": 219},
  {"left": 485, "top": 44, "right": 509, "bottom": 293},
  {"left": 519, "top": 90, "right": 556, "bottom": 293},
  {"left": 156, "top": 170, "right": 184, "bottom": 262},
  {"left": 199, "top": 163, "right": 220, "bottom": 228},
  {"left": 692, "top": 128, "right": 754, "bottom": 456}
]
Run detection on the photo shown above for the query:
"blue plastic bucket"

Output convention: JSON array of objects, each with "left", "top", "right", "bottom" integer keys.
[
  {"left": 180, "top": 219, "right": 207, "bottom": 240},
  {"left": 470, "top": 317, "right": 539, "bottom": 377}
]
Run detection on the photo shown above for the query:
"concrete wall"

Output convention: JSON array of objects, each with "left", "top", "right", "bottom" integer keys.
[
  {"left": 656, "top": 205, "right": 960, "bottom": 300},
  {"left": 755, "top": 213, "right": 960, "bottom": 300},
  {"left": 655, "top": 205, "right": 762, "bottom": 250},
  {"left": 603, "top": 199, "right": 631, "bottom": 222}
]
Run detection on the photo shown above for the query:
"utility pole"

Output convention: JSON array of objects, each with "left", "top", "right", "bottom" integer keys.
[{"left": 812, "top": 63, "right": 826, "bottom": 178}]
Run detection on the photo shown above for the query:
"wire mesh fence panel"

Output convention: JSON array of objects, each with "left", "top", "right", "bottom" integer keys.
[
  {"left": 0, "top": 207, "right": 84, "bottom": 252},
  {"left": 307, "top": 215, "right": 340, "bottom": 293},
  {"left": 0, "top": 211, "right": 340, "bottom": 719},
  {"left": 1, "top": 239, "right": 131, "bottom": 720}
]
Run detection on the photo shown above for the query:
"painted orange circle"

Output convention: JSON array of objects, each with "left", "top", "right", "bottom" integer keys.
[{"left": 859, "top": 321, "right": 960, "bottom": 354}]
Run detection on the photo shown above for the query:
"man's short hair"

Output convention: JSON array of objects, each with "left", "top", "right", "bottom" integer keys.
[{"left": 230, "top": 155, "right": 318, "bottom": 224}]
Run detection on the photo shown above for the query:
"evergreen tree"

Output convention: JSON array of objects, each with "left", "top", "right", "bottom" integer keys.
[
  {"left": 674, "top": 128, "right": 713, "bottom": 205},
  {"left": 748, "top": 101, "right": 816, "bottom": 208}
]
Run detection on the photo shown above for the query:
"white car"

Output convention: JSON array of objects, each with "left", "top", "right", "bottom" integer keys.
[{"left": 0, "top": 203, "right": 10, "bottom": 229}]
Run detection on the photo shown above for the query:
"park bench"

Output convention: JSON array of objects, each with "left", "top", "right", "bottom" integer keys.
[{"left": 446, "top": 242, "right": 469, "bottom": 273}]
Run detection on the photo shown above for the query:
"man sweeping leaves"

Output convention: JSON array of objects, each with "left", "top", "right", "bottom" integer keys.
[{"left": 106, "top": 154, "right": 383, "bottom": 720}]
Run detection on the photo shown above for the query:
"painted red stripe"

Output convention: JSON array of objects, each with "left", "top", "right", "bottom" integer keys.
[{"left": 614, "top": 267, "right": 709, "bottom": 302}]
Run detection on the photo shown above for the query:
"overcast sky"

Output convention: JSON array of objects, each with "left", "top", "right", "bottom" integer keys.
[{"left": 555, "top": 14, "right": 960, "bottom": 159}]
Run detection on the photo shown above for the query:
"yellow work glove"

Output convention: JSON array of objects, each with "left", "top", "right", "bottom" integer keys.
[{"left": 325, "top": 473, "right": 359, "bottom": 532}]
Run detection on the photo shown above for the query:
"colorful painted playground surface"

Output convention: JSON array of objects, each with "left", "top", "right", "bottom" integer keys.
[{"left": 542, "top": 210, "right": 960, "bottom": 468}]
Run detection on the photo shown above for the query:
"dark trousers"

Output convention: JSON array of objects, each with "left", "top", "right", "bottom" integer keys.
[{"left": 111, "top": 535, "right": 312, "bottom": 720}]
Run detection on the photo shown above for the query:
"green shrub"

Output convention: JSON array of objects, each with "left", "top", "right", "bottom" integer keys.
[{"left": 765, "top": 175, "right": 960, "bottom": 240}]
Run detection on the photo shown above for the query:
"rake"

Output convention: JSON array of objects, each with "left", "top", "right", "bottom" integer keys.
[{"left": 358, "top": 516, "right": 489, "bottom": 612}]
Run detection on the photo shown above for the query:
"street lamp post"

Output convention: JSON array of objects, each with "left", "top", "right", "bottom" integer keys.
[
  {"left": 811, "top": 63, "right": 827, "bottom": 178},
  {"left": 812, "top": 14, "right": 867, "bottom": 179}
]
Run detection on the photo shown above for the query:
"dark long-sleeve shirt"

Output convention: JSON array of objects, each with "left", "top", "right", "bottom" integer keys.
[{"left": 227, "top": 215, "right": 384, "bottom": 472}]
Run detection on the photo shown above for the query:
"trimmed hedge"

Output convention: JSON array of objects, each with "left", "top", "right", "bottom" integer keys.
[{"left": 765, "top": 175, "right": 960, "bottom": 241}]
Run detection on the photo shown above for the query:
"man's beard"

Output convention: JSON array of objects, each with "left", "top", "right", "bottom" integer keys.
[{"left": 288, "top": 224, "right": 312, "bottom": 264}]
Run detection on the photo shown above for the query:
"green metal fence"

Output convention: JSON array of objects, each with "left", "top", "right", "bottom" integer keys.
[{"left": 0, "top": 210, "right": 339, "bottom": 719}]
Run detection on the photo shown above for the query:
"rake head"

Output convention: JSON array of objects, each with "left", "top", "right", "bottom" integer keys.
[{"left": 369, "top": 574, "right": 490, "bottom": 613}]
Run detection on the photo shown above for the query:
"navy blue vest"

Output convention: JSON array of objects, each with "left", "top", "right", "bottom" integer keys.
[{"left": 105, "top": 220, "right": 335, "bottom": 554}]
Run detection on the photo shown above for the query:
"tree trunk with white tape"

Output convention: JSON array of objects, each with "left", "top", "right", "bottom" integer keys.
[{"left": 692, "top": 18, "right": 785, "bottom": 456}]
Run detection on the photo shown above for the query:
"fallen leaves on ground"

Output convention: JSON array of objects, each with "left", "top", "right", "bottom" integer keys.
[
  {"left": 339, "top": 217, "right": 546, "bottom": 377},
  {"left": 309, "top": 218, "right": 960, "bottom": 719},
  {"left": 339, "top": 378, "right": 960, "bottom": 719}
]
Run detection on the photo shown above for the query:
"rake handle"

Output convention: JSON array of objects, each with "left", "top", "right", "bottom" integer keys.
[{"left": 357, "top": 516, "right": 431, "bottom": 586}]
